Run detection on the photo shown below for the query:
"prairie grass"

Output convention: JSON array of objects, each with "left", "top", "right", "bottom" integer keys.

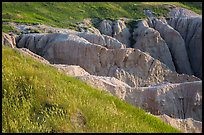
[
  {"left": 2, "top": 2, "right": 202, "bottom": 32},
  {"left": 2, "top": 46, "right": 181, "bottom": 133}
]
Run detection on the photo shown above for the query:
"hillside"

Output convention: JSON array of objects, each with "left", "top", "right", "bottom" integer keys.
[
  {"left": 2, "top": 2, "right": 202, "bottom": 133},
  {"left": 2, "top": 46, "right": 181, "bottom": 133},
  {"left": 2, "top": 2, "right": 202, "bottom": 32}
]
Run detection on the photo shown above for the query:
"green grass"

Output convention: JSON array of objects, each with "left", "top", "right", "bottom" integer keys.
[
  {"left": 2, "top": 24, "right": 16, "bottom": 33},
  {"left": 180, "top": 2, "right": 202, "bottom": 15},
  {"left": 2, "top": 46, "right": 181, "bottom": 133},
  {"left": 2, "top": 2, "right": 202, "bottom": 33}
]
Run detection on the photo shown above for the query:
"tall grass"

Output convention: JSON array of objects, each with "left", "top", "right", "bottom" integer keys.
[{"left": 2, "top": 46, "right": 181, "bottom": 133}]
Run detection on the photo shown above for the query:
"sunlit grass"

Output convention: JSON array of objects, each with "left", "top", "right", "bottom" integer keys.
[
  {"left": 2, "top": 46, "right": 181, "bottom": 133},
  {"left": 2, "top": 2, "right": 201, "bottom": 33}
]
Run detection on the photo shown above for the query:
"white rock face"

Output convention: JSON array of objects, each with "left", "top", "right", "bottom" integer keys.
[
  {"left": 155, "top": 114, "right": 202, "bottom": 133},
  {"left": 167, "top": 17, "right": 202, "bottom": 79},
  {"left": 99, "top": 20, "right": 113, "bottom": 36},
  {"left": 113, "top": 20, "right": 131, "bottom": 47},
  {"left": 99, "top": 19, "right": 131, "bottom": 47},
  {"left": 133, "top": 20, "right": 176, "bottom": 72},
  {"left": 149, "top": 18, "right": 193, "bottom": 75},
  {"left": 77, "top": 32, "right": 126, "bottom": 49},
  {"left": 53, "top": 64, "right": 90, "bottom": 77},
  {"left": 102, "top": 34, "right": 126, "bottom": 49},
  {"left": 126, "top": 81, "right": 202, "bottom": 121},
  {"left": 16, "top": 33, "right": 200, "bottom": 88},
  {"left": 2, "top": 32, "right": 16, "bottom": 48},
  {"left": 78, "top": 75, "right": 130, "bottom": 100}
]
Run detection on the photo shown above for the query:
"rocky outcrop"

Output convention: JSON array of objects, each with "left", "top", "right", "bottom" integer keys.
[
  {"left": 168, "top": 7, "right": 201, "bottom": 18},
  {"left": 53, "top": 64, "right": 90, "bottom": 77},
  {"left": 103, "top": 34, "right": 126, "bottom": 49},
  {"left": 16, "top": 33, "right": 200, "bottom": 87},
  {"left": 77, "top": 32, "right": 105, "bottom": 46},
  {"left": 77, "top": 32, "right": 126, "bottom": 49},
  {"left": 10, "top": 15, "right": 202, "bottom": 80},
  {"left": 99, "top": 19, "right": 131, "bottom": 47},
  {"left": 149, "top": 18, "right": 193, "bottom": 75},
  {"left": 133, "top": 20, "right": 176, "bottom": 72},
  {"left": 78, "top": 75, "right": 130, "bottom": 100},
  {"left": 78, "top": 18, "right": 102, "bottom": 35},
  {"left": 112, "top": 20, "right": 131, "bottom": 47},
  {"left": 126, "top": 81, "right": 202, "bottom": 121},
  {"left": 11, "top": 5, "right": 202, "bottom": 132},
  {"left": 167, "top": 17, "right": 202, "bottom": 79},
  {"left": 15, "top": 23, "right": 79, "bottom": 35},
  {"left": 86, "top": 27, "right": 101, "bottom": 35},
  {"left": 16, "top": 45, "right": 202, "bottom": 133},
  {"left": 99, "top": 20, "right": 113, "bottom": 36},
  {"left": 156, "top": 114, "right": 202, "bottom": 133},
  {"left": 144, "top": 9, "right": 155, "bottom": 18},
  {"left": 133, "top": 16, "right": 202, "bottom": 79},
  {"left": 54, "top": 64, "right": 202, "bottom": 122},
  {"left": 2, "top": 32, "right": 16, "bottom": 48}
]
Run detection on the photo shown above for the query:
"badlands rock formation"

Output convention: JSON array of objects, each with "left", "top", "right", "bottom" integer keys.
[
  {"left": 77, "top": 32, "right": 126, "bottom": 49},
  {"left": 167, "top": 17, "right": 202, "bottom": 79},
  {"left": 148, "top": 18, "right": 193, "bottom": 75},
  {"left": 3, "top": 28, "right": 201, "bottom": 132},
  {"left": 126, "top": 81, "right": 202, "bottom": 121},
  {"left": 132, "top": 17, "right": 201, "bottom": 77},
  {"left": 8, "top": 12, "right": 202, "bottom": 80},
  {"left": 112, "top": 20, "right": 131, "bottom": 47},
  {"left": 99, "top": 20, "right": 113, "bottom": 36},
  {"left": 99, "top": 19, "right": 131, "bottom": 47},
  {"left": 132, "top": 20, "right": 176, "bottom": 71},
  {"left": 5, "top": 5, "right": 202, "bottom": 132},
  {"left": 142, "top": 6, "right": 202, "bottom": 79},
  {"left": 156, "top": 114, "right": 202, "bottom": 133},
  {"left": 96, "top": 7, "right": 202, "bottom": 79},
  {"left": 13, "top": 47, "right": 203, "bottom": 133},
  {"left": 53, "top": 64, "right": 202, "bottom": 122},
  {"left": 16, "top": 33, "right": 199, "bottom": 88},
  {"left": 2, "top": 32, "right": 16, "bottom": 48},
  {"left": 77, "top": 18, "right": 102, "bottom": 35}
]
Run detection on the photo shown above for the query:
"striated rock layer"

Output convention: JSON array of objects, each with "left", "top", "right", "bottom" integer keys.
[
  {"left": 155, "top": 114, "right": 202, "bottom": 133},
  {"left": 97, "top": 17, "right": 202, "bottom": 79},
  {"left": 167, "top": 17, "right": 202, "bottom": 79},
  {"left": 16, "top": 33, "right": 200, "bottom": 87},
  {"left": 9, "top": 15, "right": 202, "bottom": 80},
  {"left": 2, "top": 32, "right": 16, "bottom": 48},
  {"left": 126, "top": 81, "right": 202, "bottom": 121},
  {"left": 99, "top": 19, "right": 131, "bottom": 47},
  {"left": 148, "top": 18, "right": 193, "bottom": 75},
  {"left": 133, "top": 20, "right": 176, "bottom": 72}
]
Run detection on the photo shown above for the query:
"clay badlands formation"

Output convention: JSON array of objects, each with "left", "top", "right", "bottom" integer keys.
[{"left": 3, "top": 6, "right": 202, "bottom": 133}]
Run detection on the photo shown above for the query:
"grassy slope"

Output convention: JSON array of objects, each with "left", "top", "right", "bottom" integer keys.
[
  {"left": 2, "top": 2, "right": 202, "bottom": 32},
  {"left": 180, "top": 2, "right": 202, "bottom": 14},
  {"left": 2, "top": 46, "right": 181, "bottom": 133}
]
